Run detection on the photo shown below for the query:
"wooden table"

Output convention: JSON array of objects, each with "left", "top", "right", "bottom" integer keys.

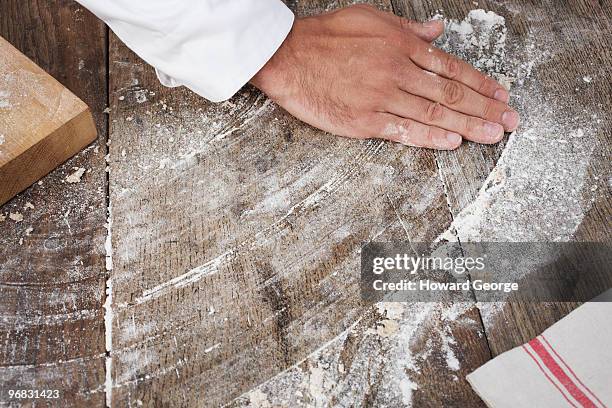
[{"left": 1, "top": 0, "right": 610, "bottom": 406}]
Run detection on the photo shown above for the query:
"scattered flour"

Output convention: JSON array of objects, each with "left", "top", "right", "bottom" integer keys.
[
  {"left": 234, "top": 302, "right": 473, "bottom": 407},
  {"left": 0, "top": 90, "right": 11, "bottom": 109},
  {"left": 9, "top": 212, "right": 23, "bottom": 222},
  {"left": 434, "top": 9, "right": 507, "bottom": 73},
  {"left": 438, "top": 128, "right": 594, "bottom": 243},
  {"left": 375, "top": 319, "right": 400, "bottom": 337},
  {"left": 65, "top": 167, "right": 86, "bottom": 183},
  {"left": 103, "top": 204, "right": 114, "bottom": 407},
  {"left": 247, "top": 389, "right": 271, "bottom": 408},
  {"left": 134, "top": 89, "right": 148, "bottom": 104},
  {"left": 96, "top": 7, "right": 605, "bottom": 407},
  {"left": 231, "top": 7, "right": 607, "bottom": 406},
  {"left": 0, "top": 134, "right": 5, "bottom": 145},
  {"left": 432, "top": 8, "right": 605, "bottom": 328}
]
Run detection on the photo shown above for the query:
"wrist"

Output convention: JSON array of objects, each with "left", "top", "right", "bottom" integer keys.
[{"left": 249, "top": 20, "right": 300, "bottom": 101}]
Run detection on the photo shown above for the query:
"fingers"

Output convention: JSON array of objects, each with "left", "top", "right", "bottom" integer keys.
[
  {"left": 401, "top": 69, "right": 520, "bottom": 131},
  {"left": 386, "top": 91, "right": 505, "bottom": 144},
  {"left": 409, "top": 40, "right": 510, "bottom": 103},
  {"left": 372, "top": 113, "right": 463, "bottom": 150}
]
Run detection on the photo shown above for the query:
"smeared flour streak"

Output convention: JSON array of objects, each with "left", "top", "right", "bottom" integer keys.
[
  {"left": 232, "top": 7, "right": 607, "bottom": 405},
  {"left": 232, "top": 316, "right": 364, "bottom": 407},
  {"left": 132, "top": 140, "right": 386, "bottom": 306},
  {"left": 438, "top": 127, "right": 594, "bottom": 244}
]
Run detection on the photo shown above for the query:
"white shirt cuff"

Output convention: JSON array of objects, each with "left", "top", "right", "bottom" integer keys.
[{"left": 76, "top": 0, "right": 295, "bottom": 102}]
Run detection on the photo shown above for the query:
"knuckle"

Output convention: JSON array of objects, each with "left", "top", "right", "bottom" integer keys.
[
  {"left": 465, "top": 116, "right": 479, "bottom": 133},
  {"left": 443, "top": 81, "right": 464, "bottom": 105},
  {"left": 425, "top": 126, "right": 435, "bottom": 144},
  {"left": 482, "top": 98, "right": 494, "bottom": 118},
  {"left": 478, "top": 76, "right": 491, "bottom": 94},
  {"left": 387, "top": 119, "right": 416, "bottom": 144},
  {"left": 445, "top": 57, "right": 461, "bottom": 79},
  {"left": 425, "top": 102, "right": 445, "bottom": 123},
  {"left": 398, "top": 119, "right": 414, "bottom": 136},
  {"left": 398, "top": 17, "right": 413, "bottom": 32}
]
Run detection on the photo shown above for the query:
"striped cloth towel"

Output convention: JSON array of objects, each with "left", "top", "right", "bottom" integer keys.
[{"left": 467, "top": 301, "right": 611, "bottom": 407}]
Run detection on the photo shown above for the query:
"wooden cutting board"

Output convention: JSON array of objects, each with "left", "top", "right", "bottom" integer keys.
[{"left": 0, "top": 35, "right": 97, "bottom": 206}]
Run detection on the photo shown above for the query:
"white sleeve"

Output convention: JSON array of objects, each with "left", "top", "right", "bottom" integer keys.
[{"left": 75, "top": 0, "right": 294, "bottom": 102}]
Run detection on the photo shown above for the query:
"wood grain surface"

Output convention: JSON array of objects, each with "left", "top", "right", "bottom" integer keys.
[
  {"left": 0, "top": 1, "right": 107, "bottom": 406},
  {"left": 0, "top": 36, "right": 97, "bottom": 206},
  {"left": 1, "top": 0, "right": 610, "bottom": 407},
  {"left": 406, "top": 0, "right": 612, "bottom": 357},
  {"left": 105, "top": 0, "right": 489, "bottom": 399}
]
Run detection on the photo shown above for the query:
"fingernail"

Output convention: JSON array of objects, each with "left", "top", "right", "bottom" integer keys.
[
  {"left": 446, "top": 132, "right": 462, "bottom": 145},
  {"left": 502, "top": 110, "right": 520, "bottom": 130},
  {"left": 484, "top": 122, "right": 504, "bottom": 141},
  {"left": 494, "top": 88, "right": 509, "bottom": 103}
]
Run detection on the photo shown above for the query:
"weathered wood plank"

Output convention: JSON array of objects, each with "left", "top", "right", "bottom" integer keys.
[
  {"left": 420, "top": 0, "right": 611, "bottom": 355},
  {"left": 106, "top": 1, "right": 491, "bottom": 406},
  {"left": 0, "top": 36, "right": 98, "bottom": 206},
  {"left": 0, "top": 1, "right": 107, "bottom": 405},
  {"left": 478, "top": 0, "right": 612, "bottom": 356}
]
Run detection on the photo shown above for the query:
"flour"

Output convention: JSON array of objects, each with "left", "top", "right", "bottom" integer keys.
[
  {"left": 65, "top": 167, "right": 86, "bottom": 183},
  {"left": 234, "top": 302, "right": 473, "bottom": 407},
  {"left": 230, "top": 7, "right": 607, "bottom": 406},
  {"left": 0, "top": 90, "right": 11, "bottom": 109},
  {"left": 247, "top": 389, "right": 271, "bottom": 408},
  {"left": 103, "top": 277, "right": 114, "bottom": 407},
  {"left": 9, "top": 212, "right": 23, "bottom": 222},
  {"left": 134, "top": 89, "right": 148, "bottom": 104},
  {"left": 439, "top": 327, "right": 460, "bottom": 371},
  {"left": 439, "top": 127, "right": 594, "bottom": 243},
  {"left": 434, "top": 9, "right": 507, "bottom": 74},
  {"left": 434, "top": 10, "right": 600, "bottom": 245},
  {"left": 0, "top": 134, "right": 5, "bottom": 145},
  {"left": 432, "top": 8, "right": 605, "bottom": 333},
  {"left": 103, "top": 203, "right": 114, "bottom": 407},
  {"left": 375, "top": 319, "right": 400, "bottom": 337}
]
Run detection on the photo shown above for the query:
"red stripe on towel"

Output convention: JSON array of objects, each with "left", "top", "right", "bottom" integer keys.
[
  {"left": 523, "top": 344, "right": 578, "bottom": 408},
  {"left": 529, "top": 338, "right": 598, "bottom": 408},
  {"left": 541, "top": 335, "right": 607, "bottom": 408}
]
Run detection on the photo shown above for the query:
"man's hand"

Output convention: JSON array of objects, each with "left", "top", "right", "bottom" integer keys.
[{"left": 250, "top": 4, "right": 519, "bottom": 150}]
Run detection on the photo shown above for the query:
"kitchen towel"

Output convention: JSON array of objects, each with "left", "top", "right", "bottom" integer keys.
[{"left": 467, "top": 299, "right": 611, "bottom": 407}]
